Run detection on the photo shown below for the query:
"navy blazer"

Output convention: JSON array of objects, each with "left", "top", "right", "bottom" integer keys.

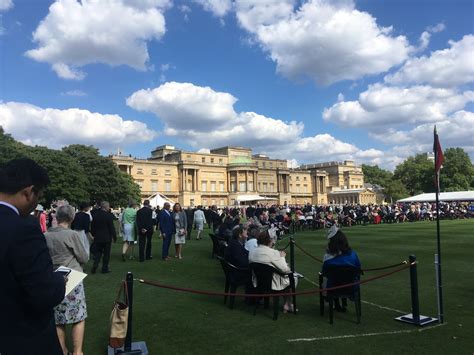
[
  {"left": 0, "top": 204, "right": 65, "bottom": 355},
  {"left": 158, "top": 209, "right": 175, "bottom": 236}
]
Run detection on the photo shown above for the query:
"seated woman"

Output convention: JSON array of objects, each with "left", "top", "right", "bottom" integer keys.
[
  {"left": 249, "top": 231, "right": 297, "bottom": 313},
  {"left": 322, "top": 225, "right": 361, "bottom": 312},
  {"left": 44, "top": 205, "right": 89, "bottom": 355}
]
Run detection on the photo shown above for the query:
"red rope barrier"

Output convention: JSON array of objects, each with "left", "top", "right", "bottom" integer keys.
[
  {"left": 135, "top": 262, "right": 412, "bottom": 298},
  {"left": 293, "top": 241, "right": 408, "bottom": 272}
]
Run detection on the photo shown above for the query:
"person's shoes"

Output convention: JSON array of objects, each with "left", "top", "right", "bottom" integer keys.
[
  {"left": 91, "top": 267, "right": 97, "bottom": 274},
  {"left": 174, "top": 255, "right": 179, "bottom": 258},
  {"left": 146, "top": 257, "right": 153, "bottom": 260},
  {"left": 121, "top": 254, "right": 126, "bottom": 262},
  {"left": 283, "top": 304, "right": 299, "bottom": 313},
  {"left": 178, "top": 255, "right": 183, "bottom": 259},
  {"left": 102, "top": 270, "right": 111, "bottom": 274}
]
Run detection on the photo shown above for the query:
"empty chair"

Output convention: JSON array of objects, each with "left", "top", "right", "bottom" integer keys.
[{"left": 216, "top": 256, "right": 251, "bottom": 309}]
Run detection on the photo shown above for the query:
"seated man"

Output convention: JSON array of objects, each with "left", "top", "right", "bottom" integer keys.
[{"left": 224, "top": 225, "right": 252, "bottom": 293}]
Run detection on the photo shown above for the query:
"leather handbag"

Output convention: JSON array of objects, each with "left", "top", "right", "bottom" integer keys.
[{"left": 109, "top": 281, "right": 129, "bottom": 348}]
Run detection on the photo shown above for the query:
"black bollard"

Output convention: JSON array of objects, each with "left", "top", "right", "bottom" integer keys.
[
  {"left": 111, "top": 272, "right": 148, "bottom": 355},
  {"left": 289, "top": 237, "right": 295, "bottom": 273},
  {"left": 395, "top": 255, "right": 437, "bottom": 326},
  {"left": 289, "top": 238, "right": 297, "bottom": 315}
]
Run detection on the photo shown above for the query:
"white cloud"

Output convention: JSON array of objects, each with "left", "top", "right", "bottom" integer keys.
[
  {"left": 0, "top": 102, "right": 156, "bottom": 148},
  {"left": 370, "top": 110, "right": 474, "bottom": 150},
  {"left": 179, "top": 4, "right": 191, "bottom": 21},
  {"left": 323, "top": 84, "right": 474, "bottom": 127},
  {"left": 287, "top": 158, "right": 299, "bottom": 168},
  {"left": 233, "top": 0, "right": 411, "bottom": 85},
  {"left": 426, "top": 22, "right": 446, "bottom": 33},
  {"left": 385, "top": 35, "right": 474, "bottom": 87},
  {"left": 127, "top": 82, "right": 239, "bottom": 131},
  {"left": 25, "top": 0, "right": 168, "bottom": 80},
  {"left": 0, "top": 0, "right": 13, "bottom": 11},
  {"left": 126, "top": 81, "right": 394, "bottom": 165},
  {"left": 61, "top": 90, "right": 87, "bottom": 97},
  {"left": 192, "top": 0, "right": 232, "bottom": 17}
]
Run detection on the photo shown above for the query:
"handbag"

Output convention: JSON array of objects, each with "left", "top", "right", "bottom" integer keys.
[{"left": 109, "top": 281, "right": 129, "bottom": 348}]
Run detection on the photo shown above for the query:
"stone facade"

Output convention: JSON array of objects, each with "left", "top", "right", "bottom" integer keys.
[{"left": 111, "top": 146, "right": 380, "bottom": 206}]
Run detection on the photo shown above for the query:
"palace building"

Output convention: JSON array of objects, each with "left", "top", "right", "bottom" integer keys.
[{"left": 110, "top": 145, "right": 383, "bottom": 207}]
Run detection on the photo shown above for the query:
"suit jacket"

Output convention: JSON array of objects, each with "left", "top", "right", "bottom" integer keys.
[
  {"left": 136, "top": 206, "right": 154, "bottom": 233},
  {"left": 91, "top": 209, "right": 117, "bottom": 243},
  {"left": 158, "top": 209, "right": 175, "bottom": 236},
  {"left": 225, "top": 238, "right": 249, "bottom": 269},
  {"left": 0, "top": 204, "right": 65, "bottom": 355},
  {"left": 248, "top": 244, "right": 291, "bottom": 291}
]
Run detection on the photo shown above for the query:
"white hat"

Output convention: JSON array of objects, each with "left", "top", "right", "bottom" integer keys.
[
  {"left": 327, "top": 224, "right": 339, "bottom": 239},
  {"left": 35, "top": 204, "right": 44, "bottom": 212}
]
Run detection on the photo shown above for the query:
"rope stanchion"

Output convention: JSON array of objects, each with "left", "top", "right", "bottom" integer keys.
[
  {"left": 278, "top": 242, "right": 291, "bottom": 251},
  {"left": 134, "top": 262, "right": 412, "bottom": 299},
  {"left": 293, "top": 241, "right": 408, "bottom": 272},
  {"left": 293, "top": 242, "right": 324, "bottom": 263}
]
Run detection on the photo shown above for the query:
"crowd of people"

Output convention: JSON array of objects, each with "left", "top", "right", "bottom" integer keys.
[{"left": 1, "top": 157, "right": 472, "bottom": 354}]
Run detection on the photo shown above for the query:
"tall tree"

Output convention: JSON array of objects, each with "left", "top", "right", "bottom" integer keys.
[
  {"left": 62, "top": 145, "right": 140, "bottom": 206},
  {"left": 362, "top": 164, "right": 393, "bottom": 186},
  {"left": 0, "top": 127, "right": 89, "bottom": 205},
  {"left": 394, "top": 154, "right": 435, "bottom": 195},
  {"left": 440, "top": 148, "right": 474, "bottom": 191}
]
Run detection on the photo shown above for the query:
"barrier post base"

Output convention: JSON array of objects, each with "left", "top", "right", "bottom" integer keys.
[
  {"left": 107, "top": 341, "right": 148, "bottom": 355},
  {"left": 394, "top": 313, "right": 438, "bottom": 326}
]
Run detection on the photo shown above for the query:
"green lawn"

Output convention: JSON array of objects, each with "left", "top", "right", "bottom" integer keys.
[{"left": 83, "top": 219, "right": 474, "bottom": 354}]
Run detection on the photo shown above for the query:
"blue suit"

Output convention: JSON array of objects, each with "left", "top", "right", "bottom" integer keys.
[
  {"left": 0, "top": 204, "right": 66, "bottom": 354},
  {"left": 158, "top": 209, "right": 175, "bottom": 259}
]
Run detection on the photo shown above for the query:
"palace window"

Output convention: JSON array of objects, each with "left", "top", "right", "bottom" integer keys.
[
  {"left": 219, "top": 182, "right": 225, "bottom": 192},
  {"left": 202, "top": 157, "right": 206, "bottom": 163},
  {"left": 211, "top": 181, "right": 216, "bottom": 192},
  {"left": 151, "top": 168, "right": 157, "bottom": 175},
  {"left": 151, "top": 180, "right": 158, "bottom": 192},
  {"left": 239, "top": 182, "right": 246, "bottom": 192},
  {"left": 137, "top": 168, "right": 143, "bottom": 175},
  {"left": 201, "top": 181, "right": 207, "bottom": 192},
  {"left": 165, "top": 169, "right": 171, "bottom": 176},
  {"left": 136, "top": 179, "right": 143, "bottom": 188},
  {"left": 165, "top": 180, "right": 171, "bottom": 192},
  {"left": 211, "top": 158, "right": 214, "bottom": 163}
]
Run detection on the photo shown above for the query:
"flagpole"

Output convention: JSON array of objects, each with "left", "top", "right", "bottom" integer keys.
[{"left": 434, "top": 127, "right": 444, "bottom": 323}]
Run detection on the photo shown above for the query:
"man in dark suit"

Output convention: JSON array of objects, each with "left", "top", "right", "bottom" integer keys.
[
  {"left": 0, "top": 158, "right": 66, "bottom": 355},
  {"left": 158, "top": 202, "right": 175, "bottom": 260},
  {"left": 136, "top": 199, "right": 154, "bottom": 262},
  {"left": 185, "top": 206, "right": 194, "bottom": 240},
  {"left": 90, "top": 201, "right": 116, "bottom": 273}
]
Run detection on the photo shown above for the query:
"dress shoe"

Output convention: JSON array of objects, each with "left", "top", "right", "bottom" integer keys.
[{"left": 146, "top": 256, "right": 153, "bottom": 260}]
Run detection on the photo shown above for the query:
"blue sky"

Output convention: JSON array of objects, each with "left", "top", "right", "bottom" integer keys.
[{"left": 0, "top": 0, "right": 473, "bottom": 169}]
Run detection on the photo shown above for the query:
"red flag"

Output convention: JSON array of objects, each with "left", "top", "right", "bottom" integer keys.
[{"left": 433, "top": 126, "right": 444, "bottom": 173}]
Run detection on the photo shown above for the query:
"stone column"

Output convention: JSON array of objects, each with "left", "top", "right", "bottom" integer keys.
[{"left": 245, "top": 171, "right": 248, "bottom": 192}]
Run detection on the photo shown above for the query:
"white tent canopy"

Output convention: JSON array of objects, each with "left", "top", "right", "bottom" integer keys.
[
  {"left": 146, "top": 193, "right": 175, "bottom": 208},
  {"left": 236, "top": 194, "right": 277, "bottom": 202},
  {"left": 397, "top": 191, "right": 474, "bottom": 203}
]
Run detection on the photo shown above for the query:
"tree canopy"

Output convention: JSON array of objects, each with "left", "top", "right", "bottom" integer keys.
[{"left": 0, "top": 127, "right": 140, "bottom": 207}]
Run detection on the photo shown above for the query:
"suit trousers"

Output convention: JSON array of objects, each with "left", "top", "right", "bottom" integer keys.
[
  {"left": 162, "top": 233, "right": 172, "bottom": 259},
  {"left": 92, "top": 241, "right": 111, "bottom": 272},
  {"left": 138, "top": 230, "right": 153, "bottom": 261}
]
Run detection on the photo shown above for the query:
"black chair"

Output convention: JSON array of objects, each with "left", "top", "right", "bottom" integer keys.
[
  {"left": 249, "top": 263, "right": 296, "bottom": 321},
  {"left": 319, "top": 265, "right": 361, "bottom": 324},
  {"left": 209, "top": 233, "right": 227, "bottom": 258},
  {"left": 216, "top": 256, "right": 251, "bottom": 309}
]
